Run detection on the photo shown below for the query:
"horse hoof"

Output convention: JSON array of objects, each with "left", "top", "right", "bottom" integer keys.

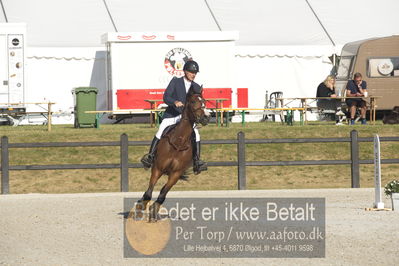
[
  {"left": 149, "top": 210, "right": 159, "bottom": 222},
  {"left": 148, "top": 216, "right": 158, "bottom": 223},
  {"left": 134, "top": 212, "right": 143, "bottom": 220},
  {"left": 148, "top": 202, "right": 161, "bottom": 221},
  {"left": 133, "top": 200, "right": 149, "bottom": 220}
]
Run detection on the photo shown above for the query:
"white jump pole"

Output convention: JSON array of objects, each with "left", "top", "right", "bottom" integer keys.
[{"left": 373, "top": 134, "right": 384, "bottom": 209}]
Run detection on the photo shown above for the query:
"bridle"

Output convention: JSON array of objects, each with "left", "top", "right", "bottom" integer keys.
[{"left": 182, "top": 94, "right": 208, "bottom": 124}]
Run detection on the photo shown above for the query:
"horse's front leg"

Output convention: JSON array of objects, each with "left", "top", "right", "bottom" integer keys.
[
  {"left": 149, "top": 171, "right": 182, "bottom": 221},
  {"left": 136, "top": 167, "right": 162, "bottom": 220}
]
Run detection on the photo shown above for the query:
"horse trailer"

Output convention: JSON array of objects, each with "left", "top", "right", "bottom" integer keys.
[
  {"left": 0, "top": 23, "right": 26, "bottom": 125},
  {"left": 101, "top": 31, "right": 248, "bottom": 122}
]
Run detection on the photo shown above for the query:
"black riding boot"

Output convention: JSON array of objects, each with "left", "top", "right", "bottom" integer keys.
[
  {"left": 193, "top": 141, "right": 207, "bottom": 175},
  {"left": 141, "top": 137, "right": 160, "bottom": 169}
]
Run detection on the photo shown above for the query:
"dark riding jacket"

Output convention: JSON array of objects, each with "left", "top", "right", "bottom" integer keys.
[
  {"left": 163, "top": 77, "right": 202, "bottom": 119},
  {"left": 316, "top": 82, "right": 335, "bottom": 97}
]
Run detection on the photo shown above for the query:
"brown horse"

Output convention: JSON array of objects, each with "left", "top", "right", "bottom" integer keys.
[{"left": 137, "top": 87, "right": 210, "bottom": 220}]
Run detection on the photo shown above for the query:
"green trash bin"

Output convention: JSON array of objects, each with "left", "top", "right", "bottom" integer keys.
[{"left": 72, "top": 87, "right": 98, "bottom": 128}]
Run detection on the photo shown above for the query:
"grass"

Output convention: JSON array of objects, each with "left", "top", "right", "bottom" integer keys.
[{"left": 1, "top": 121, "right": 399, "bottom": 194}]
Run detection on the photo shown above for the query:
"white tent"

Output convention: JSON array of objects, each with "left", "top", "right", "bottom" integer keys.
[
  {"left": 0, "top": 0, "right": 398, "bottom": 123},
  {"left": 2, "top": 0, "right": 398, "bottom": 46}
]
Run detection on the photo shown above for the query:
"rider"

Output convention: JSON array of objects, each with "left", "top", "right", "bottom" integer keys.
[{"left": 141, "top": 60, "right": 207, "bottom": 174}]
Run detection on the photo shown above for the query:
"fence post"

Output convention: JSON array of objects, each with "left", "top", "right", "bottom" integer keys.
[
  {"left": 47, "top": 102, "right": 52, "bottom": 132},
  {"left": 237, "top": 131, "right": 246, "bottom": 190},
  {"left": 1, "top": 136, "right": 10, "bottom": 194},
  {"left": 350, "top": 130, "right": 360, "bottom": 188},
  {"left": 120, "top": 133, "right": 129, "bottom": 192}
]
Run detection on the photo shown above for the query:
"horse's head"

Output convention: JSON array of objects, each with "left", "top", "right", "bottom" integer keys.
[{"left": 185, "top": 86, "right": 210, "bottom": 126}]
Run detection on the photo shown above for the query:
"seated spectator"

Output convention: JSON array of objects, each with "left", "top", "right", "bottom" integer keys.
[
  {"left": 316, "top": 75, "right": 345, "bottom": 124},
  {"left": 345, "top": 72, "right": 367, "bottom": 125}
]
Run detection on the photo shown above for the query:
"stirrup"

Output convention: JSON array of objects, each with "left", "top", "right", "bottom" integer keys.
[
  {"left": 194, "top": 160, "right": 208, "bottom": 175},
  {"left": 141, "top": 154, "right": 154, "bottom": 169}
]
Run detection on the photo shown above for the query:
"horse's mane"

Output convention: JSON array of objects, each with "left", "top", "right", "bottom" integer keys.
[
  {"left": 163, "top": 121, "right": 192, "bottom": 151},
  {"left": 165, "top": 132, "right": 191, "bottom": 151}
]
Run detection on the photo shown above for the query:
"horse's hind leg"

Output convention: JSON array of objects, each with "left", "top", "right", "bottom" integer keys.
[
  {"left": 136, "top": 167, "right": 162, "bottom": 219},
  {"left": 149, "top": 172, "right": 181, "bottom": 221}
]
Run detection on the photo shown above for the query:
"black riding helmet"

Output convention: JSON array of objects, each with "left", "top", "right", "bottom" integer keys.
[{"left": 183, "top": 60, "right": 199, "bottom": 73}]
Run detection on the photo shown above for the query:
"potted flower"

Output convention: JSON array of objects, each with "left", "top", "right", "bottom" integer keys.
[{"left": 384, "top": 180, "right": 399, "bottom": 211}]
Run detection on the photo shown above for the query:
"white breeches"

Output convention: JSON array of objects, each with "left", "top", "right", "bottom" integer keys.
[{"left": 155, "top": 115, "right": 200, "bottom": 141}]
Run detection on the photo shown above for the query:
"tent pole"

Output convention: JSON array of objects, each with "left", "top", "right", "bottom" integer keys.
[
  {"left": 305, "top": 0, "right": 335, "bottom": 46},
  {"left": 0, "top": 0, "right": 8, "bottom": 23},
  {"left": 102, "top": 0, "right": 118, "bottom": 32},
  {"left": 204, "top": 0, "right": 222, "bottom": 31}
]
